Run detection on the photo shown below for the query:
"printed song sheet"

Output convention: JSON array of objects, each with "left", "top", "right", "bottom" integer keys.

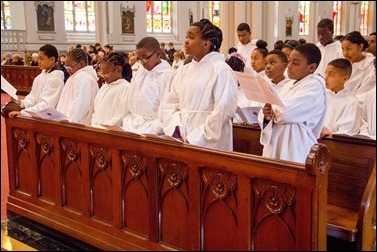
[
  {"left": 1, "top": 75, "right": 18, "bottom": 100},
  {"left": 24, "top": 107, "right": 69, "bottom": 122},
  {"left": 235, "top": 72, "right": 285, "bottom": 108}
]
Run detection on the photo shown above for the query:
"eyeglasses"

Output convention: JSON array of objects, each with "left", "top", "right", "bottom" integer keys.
[
  {"left": 137, "top": 51, "right": 157, "bottom": 63},
  {"left": 100, "top": 68, "right": 117, "bottom": 79},
  {"left": 64, "top": 61, "right": 79, "bottom": 71}
]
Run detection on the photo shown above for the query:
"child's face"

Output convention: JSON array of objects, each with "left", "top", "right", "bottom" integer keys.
[
  {"left": 342, "top": 39, "right": 364, "bottom": 63},
  {"left": 265, "top": 54, "right": 287, "bottom": 81},
  {"left": 38, "top": 51, "right": 55, "bottom": 71},
  {"left": 237, "top": 30, "right": 251, "bottom": 45},
  {"left": 317, "top": 26, "right": 333, "bottom": 46},
  {"left": 287, "top": 50, "right": 316, "bottom": 81},
  {"left": 251, "top": 50, "right": 266, "bottom": 73},
  {"left": 324, "top": 65, "right": 348, "bottom": 92},
  {"left": 136, "top": 48, "right": 160, "bottom": 71}
]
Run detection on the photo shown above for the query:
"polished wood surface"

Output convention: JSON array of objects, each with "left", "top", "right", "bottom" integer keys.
[
  {"left": 232, "top": 124, "right": 376, "bottom": 251},
  {"left": 1, "top": 66, "right": 41, "bottom": 94},
  {"left": 4, "top": 117, "right": 330, "bottom": 251}
]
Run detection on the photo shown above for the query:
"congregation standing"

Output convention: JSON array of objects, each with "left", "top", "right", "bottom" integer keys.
[{"left": 2, "top": 17, "right": 376, "bottom": 164}]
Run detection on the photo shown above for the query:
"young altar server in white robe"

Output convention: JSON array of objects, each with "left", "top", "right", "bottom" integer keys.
[
  {"left": 56, "top": 48, "right": 99, "bottom": 126},
  {"left": 342, "top": 31, "right": 375, "bottom": 101},
  {"left": 265, "top": 49, "right": 291, "bottom": 94},
  {"left": 259, "top": 43, "right": 327, "bottom": 164},
  {"left": 162, "top": 19, "right": 238, "bottom": 151},
  {"left": 90, "top": 52, "right": 130, "bottom": 128},
  {"left": 314, "top": 18, "right": 344, "bottom": 78},
  {"left": 320, "top": 58, "right": 361, "bottom": 138},
  {"left": 359, "top": 58, "right": 376, "bottom": 140},
  {"left": 121, "top": 36, "right": 176, "bottom": 135},
  {"left": 8, "top": 44, "right": 64, "bottom": 118}
]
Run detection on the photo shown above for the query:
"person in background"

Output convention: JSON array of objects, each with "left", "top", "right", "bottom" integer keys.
[
  {"left": 122, "top": 36, "right": 176, "bottom": 134},
  {"left": 366, "top": 32, "right": 376, "bottom": 57},
  {"left": 103, "top": 44, "right": 114, "bottom": 55},
  {"left": 30, "top": 53, "right": 39, "bottom": 66},
  {"left": 7, "top": 44, "right": 64, "bottom": 118},
  {"left": 91, "top": 52, "right": 131, "bottom": 128},
  {"left": 171, "top": 51, "right": 184, "bottom": 70},
  {"left": 162, "top": 19, "right": 238, "bottom": 151},
  {"left": 264, "top": 49, "right": 291, "bottom": 94},
  {"left": 250, "top": 39, "right": 268, "bottom": 78},
  {"left": 167, "top": 42, "right": 176, "bottom": 64},
  {"left": 235, "top": 22, "right": 257, "bottom": 72},
  {"left": 12, "top": 53, "right": 24, "bottom": 65},
  {"left": 56, "top": 48, "right": 99, "bottom": 125},
  {"left": 320, "top": 58, "right": 361, "bottom": 138},
  {"left": 259, "top": 43, "right": 327, "bottom": 164},
  {"left": 315, "top": 18, "right": 344, "bottom": 77},
  {"left": 342, "top": 31, "right": 375, "bottom": 101},
  {"left": 1, "top": 52, "right": 13, "bottom": 65}
]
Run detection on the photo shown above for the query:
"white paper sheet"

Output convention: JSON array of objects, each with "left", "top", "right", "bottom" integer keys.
[
  {"left": 235, "top": 71, "right": 285, "bottom": 108},
  {"left": 24, "top": 107, "right": 69, "bottom": 122},
  {"left": 1, "top": 75, "right": 18, "bottom": 100}
]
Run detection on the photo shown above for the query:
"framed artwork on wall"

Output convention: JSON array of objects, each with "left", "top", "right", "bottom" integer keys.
[
  {"left": 35, "top": 2, "right": 55, "bottom": 32},
  {"left": 121, "top": 4, "right": 135, "bottom": 34}
]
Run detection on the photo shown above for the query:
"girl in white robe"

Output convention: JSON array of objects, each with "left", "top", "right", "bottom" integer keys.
[
  {"left": 8, "top": 44, "right": 64, "bottom": 118},
  {"left": 259, "top": 43, "right": 327, "bottom": 164},
  {"left": 342, "top": 31, "right": 375, "bottom": 100},
  {"left": 56, "top": 48, "right": 99, "bottom": 126},
  {"left": 91, "top": 52, "right": 130, "bottom": 128},
  {"left": 163, "top": 19, "right": 238, "bottom": 151},
  {"left": 122, "top": 36, "right": 176, "bottom": 135}
]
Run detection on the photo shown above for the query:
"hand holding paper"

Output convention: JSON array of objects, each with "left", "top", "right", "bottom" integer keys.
[{"left": 235, "top": 71, "right": 285, "bottom": 108}]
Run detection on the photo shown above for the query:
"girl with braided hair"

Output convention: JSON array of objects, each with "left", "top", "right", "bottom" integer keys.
[
  {"left": 91, "top": 52, "right": 131, "bottom": 128},
  {"left": 56, "top": 48, "right": 99, "bottom": 125},
  {"left": 162, "top": 19, "right": 238, "bottom": 151}
]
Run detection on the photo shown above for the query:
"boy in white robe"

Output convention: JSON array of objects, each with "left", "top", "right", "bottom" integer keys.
[
  {"left": 259, "top": 43, "right": 327, "bottom": 164},
  {"left": 315, "top": 18, "right": 344, "bottom": 77},
  {"left": 8, "top": 44, "right": 64, "bottom": 118},
  {"left": 56, "top": 48, "right": 99, "bottom": 126},
  {"left": 234, "top": 22, "right": 257, "bottom": 72},
  {"left": 265, "top": 49, "right": 291, "bottom": 95},
  {"left": 162, "top": 19, "right": 238, "bottom": 151},
  {"left": 121, "top": 36, "right": 176, "bottom": 135},
  {"left": 321, "top": 58, "right": 361, "bottom": 138},
  {"left": 91, "top": 52, "right": 130, "bottom": 128}
]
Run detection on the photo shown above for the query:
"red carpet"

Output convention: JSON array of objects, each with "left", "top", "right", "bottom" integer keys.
[{"left": 1, "top": 93, "right": 11, "bottom": 220}]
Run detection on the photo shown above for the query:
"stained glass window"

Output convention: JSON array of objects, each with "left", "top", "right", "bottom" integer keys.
[
  {"left": 359, "top": 1, "right": 369, "bottom": 36},
  {"left": 332, "top": 1, "right": 343, "bottom": 36},
  {"left": 209, "top": 1, "right": 220, "bottom": 28},
  {"left": 298, "top": 1, "right": 310, "bottom": 36},
  {"left": 64, "top": 1, "right": 95, "bottom": 32},
  {"left": 146, "top": 1, "right": 171, "bottom": 33},
  {"left": 1, "top": 1, "right": 11, "bottom": 30}
]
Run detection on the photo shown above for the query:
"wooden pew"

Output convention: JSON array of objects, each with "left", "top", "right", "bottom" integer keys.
[
  {"left": 232, "top": 123, "right": 376, "bottom": 251},
  {"left": 4, "top": 116, "right": 330, "bottom": 251},
  {"left": 1, "top": 65, "right": 41, "bottom": 94}
]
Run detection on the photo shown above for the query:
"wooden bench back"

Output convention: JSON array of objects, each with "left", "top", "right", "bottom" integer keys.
[
  {"left": 1, "top": 65, "right": 41, "bottom": 94},
  {"left": 4, "top": 117, "right": 331, "bottom": 251},
  {"left": 318, "top": 135, "right": 376, "bottom": 211}
]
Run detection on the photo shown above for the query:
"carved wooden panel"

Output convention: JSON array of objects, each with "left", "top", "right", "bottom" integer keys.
[
  {"left": 251, "top": 179, "right": 296, "bottom": 251},
  {"left": 36, "top": 133, "right": 57, "bottom": 204},
  {"left": 158, "top": 158, "right": 189, "bottom": 250},
  {"left": 201, "top": 168, "right": 238, "bottom": 251},
  {"left": 120, "top": 152, "right": 149, "bottom": 236},
  {"left": 89, "top": 144, "right": 113, "bottom": 224},
  {"left": 1, "top": 66, "right": 41, "bottom": 94},
  {"left": 13, "top": 128, "right": 33, "bottom": 195},
  {"left": 61, "top": 138, "right": 83, "bottom": 214}
]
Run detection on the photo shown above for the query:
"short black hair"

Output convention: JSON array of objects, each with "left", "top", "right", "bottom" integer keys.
[
  {"left": 39, "top": 44, "right": 59, "bottom": 63},
  {"left": 328, "top": 58, "right": 352, "bottom": 77},
  {"left": 236, "top": 23, "right": 251, "bottom": 33},
  {"left": 294, "top": 43, "right": 321, "bottom": 66}
]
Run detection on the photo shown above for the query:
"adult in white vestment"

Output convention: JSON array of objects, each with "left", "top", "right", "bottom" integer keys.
[
  {"left": 315, "top": 18, "right": 344, "bottom": 77},
  {"left": 8, "top": 44, "right": 64, "bottom": 118},
  {"left": 122, "top": 36, "right": 176, "bottom": 135},
  {"left": 342, "top": 31, "right": 375, "bottom": 100},
  {"left": 321, "top": 58, "right": 361, "bottom": 137},
  {"left": 91, "top": 52, "right": 130, "bottom": 128},
  {"left": 56, "top": 48, "right": 99, "bottom": 126},
  {"left": 259, "top": 43, "right": 327, "bottom": 164},
  {"left": 163, "top": 19, "right": 238, "bottom": 151}
]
